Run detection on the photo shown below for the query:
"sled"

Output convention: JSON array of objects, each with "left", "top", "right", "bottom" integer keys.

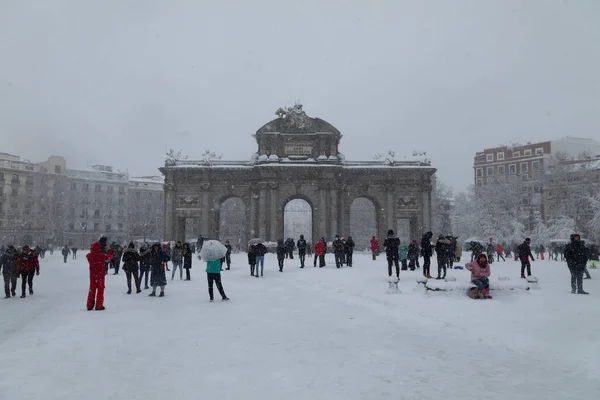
[
  {"left": 467, "top": 287, "right": 485, "bottom": 299},
  {"left": 454, "top": 265, "right": 464, "bottom": 270},
  {"left": 426, "top": 279, "right": 530, "bottom": 293},
  {"left": 525, "top": 276, "right": 540, "bottom": 289},
  {"left": 444, "top": 276, "right": 457, "bottom": 282}
]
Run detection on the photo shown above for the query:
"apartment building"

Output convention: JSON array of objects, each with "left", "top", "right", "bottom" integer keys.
[
  {"left": 0, "top": 153, "right": 68, "bottom": 245},
  {"left": 128, "top": 176, "right": 164, "bottom": 242}
]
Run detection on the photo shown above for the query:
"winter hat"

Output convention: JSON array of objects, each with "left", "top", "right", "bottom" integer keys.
[
  {"left": 525, "top": 238, "right": 531, "bottom": 243},
  {"left": 128, "top": 242, "right": 135, "bottom": 249},
  {"left": 99, "top": 237, "right": 108, "bottom": 247},
  {"left": 387, "top": 229, "right": 394, "bottom": 236}
]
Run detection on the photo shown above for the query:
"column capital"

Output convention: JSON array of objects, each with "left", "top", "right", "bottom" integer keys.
[
  {"left": 258, "top": 182, "right": 270, "bottom": 190},
  {"left": 200, "top": 183, "right": 211, "bottom": 190},
  {"left": 268, "top": 182, "right": 278, "bottom": 190}
]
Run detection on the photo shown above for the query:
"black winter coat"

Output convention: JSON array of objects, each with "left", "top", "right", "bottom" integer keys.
[
  {"left": 297, "top": 239, "right": 307, "bottom": 253},
  {"left": 248, "top": 251, "right": 257, "bottom": 265},
  {"left": 344, "top": 238, "right": 355, "bottom": 254},
  {"left": 564, "top": 241, "right": 588, "bottom": 267},
  {"left": 276, "top": 243, "right": 286, "bottom": 260},
  {"left": 122, "top": 248, "right": 140, "bottom": 272},
  {"left": 148, "top": 247, "right": 170, "bottom": 287},
  {"left": 0, "top": 247, "right": 18, "bottom": 276},
  {"left": 421, "top": 233, "right": 433, "bottom": 257},
  {"left": 183, "top": 248, "right": 192, "bottom": 269},
  {"left": 408, "top": 243, "right": 419, "bottom": 260},
  {"left": 254, "top": 244, "right": 267, "bottom": 257},
  {"left": 517, "top": 243, "right": 534, "bottom": 261},
  {"left": 383, "top": 236, "right": 400, "bottom": 257},
  {"left": 139, "top": 249, "right": 150, "bottom": 270}
]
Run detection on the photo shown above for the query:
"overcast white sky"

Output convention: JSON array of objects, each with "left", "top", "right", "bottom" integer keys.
[{"left": 1, "top": 0, "right": 598, "bottom": 192}]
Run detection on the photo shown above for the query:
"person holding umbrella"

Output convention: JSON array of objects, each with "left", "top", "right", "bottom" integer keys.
[{"left": 200, "top": 240, "right": 230, "bottom": 302}]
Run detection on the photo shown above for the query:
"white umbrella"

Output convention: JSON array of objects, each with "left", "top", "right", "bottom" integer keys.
[{"left": 199, "top": 240, "right": 227, "bottom": 262}]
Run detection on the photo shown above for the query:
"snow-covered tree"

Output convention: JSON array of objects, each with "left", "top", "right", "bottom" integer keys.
[{"left": 431, "top": 180, "right": 453, "bottom": 235}]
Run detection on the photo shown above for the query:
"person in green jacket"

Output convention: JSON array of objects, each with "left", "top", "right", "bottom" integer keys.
[{"left": 206, "top": 260, "right": 229, "bottom": 302}]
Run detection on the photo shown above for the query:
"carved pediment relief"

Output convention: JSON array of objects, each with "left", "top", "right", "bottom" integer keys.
[
  {"left": 178, "top": 195, "right": 200, "bottom": 207},
  {"left": 397, "top": 196, "right": 418, "bottom": 209}
]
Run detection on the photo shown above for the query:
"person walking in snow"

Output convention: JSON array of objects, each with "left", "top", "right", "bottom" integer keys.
[
  {"left": 285, "top": 238, "right": 295, "bottom": 259},
  {"left": 407, "top": 241, "right": 419, "bottom": 271},
  {"left": 86, "top": 241, "right": 113, "bottom": 310},
  {"left": 297, "top": 235, "right": 307, "bottom": 268},
  {"left": 206, "top": 258, "right": 229, "bottom": 302},
  {"left": 139, "top": 244, "right": 151, "bottom": 289},
  {"left": 466, "top": 253, "right": 492, "bottom": 299},
  {"left": 421, "top": 232, "right": 433, "bottom": 279},
  {"left": 183, "top": 242, "right": 193, "bottom": 280},
  {"left": 16, "top": 245, "right": 40, "bottom": 298},
  {"left": 564, "top": 234, "right": 589, "bottom": 294},
  {"left": 314, "top": 238, "right": 326, "bottom": 268},
  {"left": 345, "top": 236, "right": 355, "bottom": 267},
  {"left": 148, "top": 243, "right": 170, "bottom": 297},
  {"left": 333, "top": 235, "right": 345, "bottom": 268},
  {"left": 539, "top": 244, "right": 546, "bottom": 260},
  {"left": 276, "top": 239, "right": 286, "bottom": 272},
  {"left": 254, "top": 242, "right": 267, "bottom": 277},
  {"left": 496, "top": 243, "right": 505, "bottom": 262},
  {"left": 248, "top": 244, "right": 257, "bottom": 276},
  {"left": 370, "top": 236, "right": 379, "bottom": 260},
  {"left": 398, "top": 242, "right": 409, "bottom": 270},
  {"left": 110, "top": 242, "right": 124, "bottom": 274},
  {"left": 454, "top": 240, "right": 463, "bottom": 263},
  {"left": 435, "top": 235, "right": 451, "bottom": 279},
  {"left": 1, "top": 245, "right": 19, "bottom": 298},
  {"left": 518, "top": 238, "right": 535, "bottom": 278},
  {"left": 223, "top": 241, "right": 232, "bottom": 270},
  {"left": 72, "top": 247, "right": 78, "bottom": 260},
  {"left": 171, "top": 241, "right": 184, "bottom": 280},
  {"left": 61, "top": 245, "right": 70, "bottom": 263},
  {"left": 383, "top": 230, "right": 401, "bottom": 278},
  {"left": 122, "top": 242, "right": 141, "bottom": 294}
]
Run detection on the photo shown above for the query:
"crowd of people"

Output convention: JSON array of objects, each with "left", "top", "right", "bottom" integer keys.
[{"left": 1, "top": 229, "right": 597, "bottom": 306}]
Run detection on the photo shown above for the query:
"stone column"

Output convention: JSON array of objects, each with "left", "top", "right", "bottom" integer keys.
[
  {"left": 258, "top": 183, "right": 268, "bottom": 239},
  {"left": 319, "top": 183, "right": 328, "bottom": 239},
  {"left": 164, "top": 182, "right": 175, "bottom": 241},
  {"left": 330, "top": 186, "right": 338, "bottom": 236},
  {"left": 249, "top": 190, "right": 258, "bottom": 239},
  {"left": 269, "top": 182, "right": 278, "bottom": 241},
  {"left": 422, "top": 182, "right": 431, "bottom": 233},
  {"left": 339, "top": 184, "right": 347, "bottom": 236},
  {"left": 176, "top": 216, "right": 186, "bottom": 241},
  {"left": 386, "top": 186, "right": 395, "bottom": 232},
  {"left": 201, "top": 183, "right": 211, "bottom": 237}
]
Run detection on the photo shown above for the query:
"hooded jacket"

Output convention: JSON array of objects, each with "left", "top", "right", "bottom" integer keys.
[
  {"left": 276, "top": 240, "right": 286, "bottom": 259},
  {"left": 87, "top": 242, "right": 113, "bottom": 278},
  {"left": 465, "top": 253, "right": 491, "bottom": 281},
  {"left": 122, "top": 246, "right": 140, "bottom": 272},
  {"left": 564, "top": 235, "right": 588, "bottom": 267},
  {"left": 171, "top": 244, "right": 184, "bottom": 262},
  {"left": 421, "top": 232, "right": 433, "bottom": 257},
  {"left": 314, "top": 240, "right": 326, "bottom": 256},
  {"left": 0, "top": 246, "right": 19, "bottom": 275}
]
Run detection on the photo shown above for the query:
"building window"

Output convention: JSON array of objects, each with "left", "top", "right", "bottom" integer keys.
[
  {"left": 520, "top": 162, "right": 529, "bottom": 173},
  {"left": 95, "top": 184, "right": 102, "bottom": 193},
  {"left": 513, "top": 151, "right": 520, "bottom": 157},
  {"left": 476, "top": 179, "right": 483, "bottom": 187},
  {"left": 509, "top": 164, "right": 517, "bottom": 174},
  {"left": 118, "top": 186, "right": 125, "bottom": 194},
  {"left": 69, "top": 222, "right": 75, "bottom": 230},
  {"left": 94, "top": 209, "right": 100, "bottom": 217},
  {"left": 11, "top": 174, "right": 19, "bottom": 184},
  {"left": 476, "top": 168, "right": 483, "bottom": 177},
  {"left": 83, "top": 183, "right": 89, "bottom": 192},
  {"left": 535, "top": 147, "right": 543, "bottom": 155},
  {"left": 497, "top": 152, "right": 504, "bottom": 160},
  {"left": 26, "top": 175, "right": 34, "bottom": 186},
  {"left": 71, "top": 182, "right": 77, "bottom": 190},
  {"left": 54, "top": 165, "right": 62, "bottom": 174},
  {"left": 498, "top": 165, "right": 505, "bottom": 175},
  {"left": 118, "top": 223, "right": 123, "bottom": 231},
  {"left": 486, "top": 154, "right": 494, "bottom": 162},
  {"left": 524, "top": 149, "right": 532, "bottom": 156},
  {"left": 119, "top": 198, "right": 125, "bottom": 206},
  {"left": 532, "top": 160, "right": 540, "bottom": 171},
  {"left": 521, "top": 174, "right": 529, "bottom": 181},
  {"left": 135, "top": 191, "right": 141, "bottom": 198},
  {"left": 107, "top": 186, "right": 114, "bottom": 193},
  {"left": 11, "top": 186, "right": 19, "bottom": 196},
  {"left": 106, "top": 224, "right": 112, "bottom": 232},
  {"left": 486, "top": 166, "right": 494, "bottom": 176}
]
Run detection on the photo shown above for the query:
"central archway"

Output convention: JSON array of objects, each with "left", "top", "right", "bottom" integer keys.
[
  {"left": 350, "top": 197, "right": 378, "bottom": 251},
  {"left": 219, "top": 197, "right": 246, "bottom": 252},
  {"left": 283, "top": 199, "right": 312, "bottom": 244}
]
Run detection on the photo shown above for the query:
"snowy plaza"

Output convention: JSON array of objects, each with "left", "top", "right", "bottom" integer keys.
[{"left": 0, "top": 251, "right": 598, "bottom": 400}]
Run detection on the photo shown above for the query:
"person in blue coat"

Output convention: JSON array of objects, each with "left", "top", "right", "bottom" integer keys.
[{"left": 398, "top": 243, "right": 409, "bottom": 271}]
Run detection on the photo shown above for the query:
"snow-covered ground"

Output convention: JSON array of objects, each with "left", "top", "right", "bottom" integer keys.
[{"left": 0, "top": 252, "right": 598, "bottom": 399}]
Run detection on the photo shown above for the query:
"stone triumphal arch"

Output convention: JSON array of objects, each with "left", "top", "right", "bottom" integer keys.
[{"left": 161, "top": 105, "right": 436, "bottom": 245}]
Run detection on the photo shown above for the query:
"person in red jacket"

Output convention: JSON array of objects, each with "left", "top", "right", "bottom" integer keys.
[
  {"left": 16, "top": 245, "right": 40, "bottom": 298},
  {"left": 314, "top": 238, "right": 327, "bottom": 268},
  {"left": 370, "top": 236, "right": 379, "bottom": 260},
  {"left": 86, "top": 241, "right": 113, "bottom": 311}
]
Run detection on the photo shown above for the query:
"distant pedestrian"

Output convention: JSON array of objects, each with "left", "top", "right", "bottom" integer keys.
[
  {"left": 276, "top": 239, "right": 286, "bottom": 272},
  {"left": 370, "top": 236, "right": 379, "bottom": 260},
  {"left": 61, "top": 245, "right": 70, "bottom": 263},
  {"left": 248, "top": 245, "right": 257, "bottom": 276},
  {"left": 16, "top": 245, "right": 39, "bottom": 298},
  {"left": 564, "top": 234, "right": 589, "bottom": 294},
  {"left": 314, "top": 238, "right": 326, "bottom": 268},
  {"left": 72, "top": 247, "right": 78, "bottom": 260},
  {"left": 183, "top": 242, "right": 192, "bottom": 280},
  {"left": 1, "top": 245, "right": 18, "bottom": 298},
  {"left": 148, "top": 243, "right": 170, "bottom": 297},
  {"left": 139, "top": 245, "right": 150, "bottom": 289},
  {"left": 171, "top": 241, "right": 184, "bottom": 280},
  {"left": 224, "top": 241, "right": 232, "bottom": 270},
  {"left": 421, "top": 232, "right": 433, "bottom": 279},
  {"left": 384, "top": 230, "right": 400, "bottom": 278},
  {"left": 297, "top": 235, "right": 307, "bottom": 268},
  {"left": 518, "top": 238, "right": 535, "bottom": 278},
  {"left": 333, "top": 235, "right": 345, "bottom": 268},
  {"left": 254, "top": 242, "right": 267, "bottom": 277},
  {"left": 86, "top": 242, "right": 113, "bottom": 310},
  {"left": 345, "top": 236, "right": 355, "bottom": 267},
  {"left": 122, "top": 242, "right": 141, "bottom": 294}
]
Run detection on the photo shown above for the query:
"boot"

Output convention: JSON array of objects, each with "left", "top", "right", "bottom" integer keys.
[
  {"left": 149, "top": 292, "right": 156, "bottom": 297},
  {"left": 20, "top": 294, "right": 26, "bottom": 298},
  {"left": 11, "top": 290, "right": 16, "bottom": 297},
  {"left": 4, "top": 295, "right": 10, "bottom": 299},
  {"left": 136, "top": 289, "right": 142, "bottom": 294},
  {"left": 482, "top": 288, "right": 493, "bottom": 299},
  {"left": 571, "top": 289, "right": 576, "bottom": 294},
  {"left": 29, "top": 288, "right": 33, "bottom": 295},
  {"left": 159, "top": 291, "right": 164, "bottom": 297},
  {"left": 96, "top": 307, "right": 106, "bottom": 311},
  {"left": 127, "top": 289, "right": 132, "bottom": 295},
  {"left": 577, "top": 289, "right": 589, "bottom": 295}
]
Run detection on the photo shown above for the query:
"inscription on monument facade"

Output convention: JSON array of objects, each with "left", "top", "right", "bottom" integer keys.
[{"left": 284, "top": 142, "right": 312, "bottom": 155}]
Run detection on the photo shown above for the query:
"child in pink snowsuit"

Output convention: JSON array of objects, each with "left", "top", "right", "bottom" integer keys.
[{"left": 466, "top": 253, "right": 492, "bottom": 298}]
